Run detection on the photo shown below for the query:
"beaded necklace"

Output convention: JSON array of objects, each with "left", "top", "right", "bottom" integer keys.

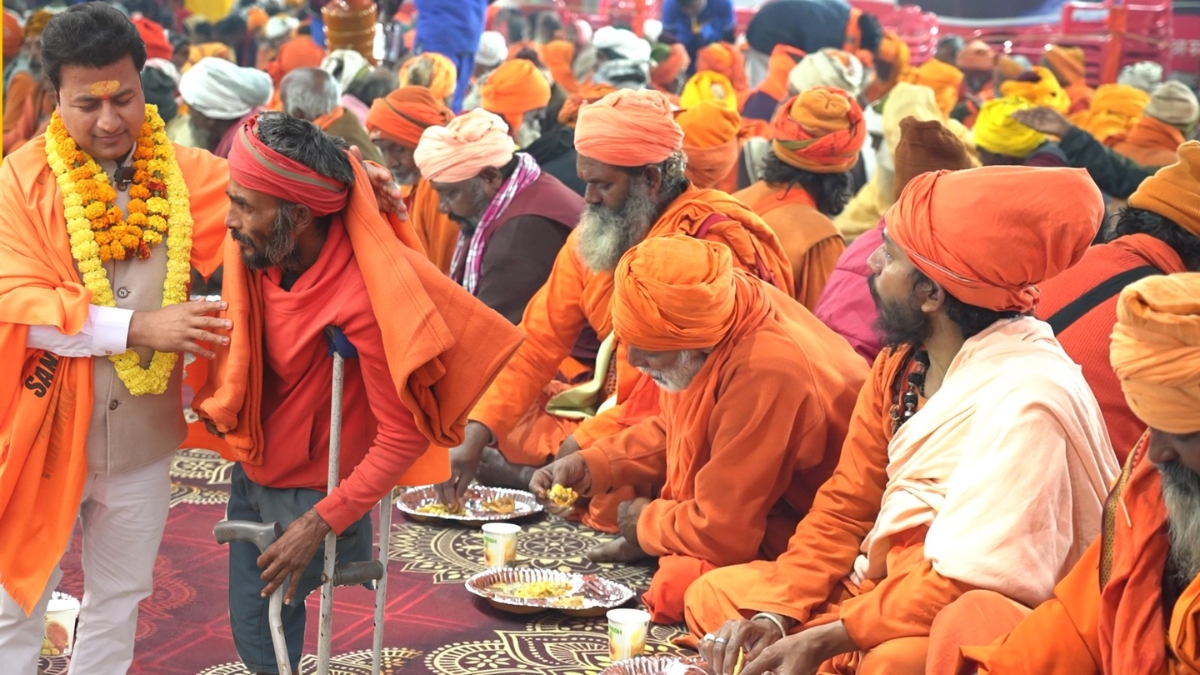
[{"left": 889, "top": 349, "right": 930, "bottom": 434}]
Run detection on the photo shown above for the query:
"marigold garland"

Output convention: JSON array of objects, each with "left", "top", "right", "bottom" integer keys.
[{"left": 45, "top": 104, "right": 194, "bottom": 396}]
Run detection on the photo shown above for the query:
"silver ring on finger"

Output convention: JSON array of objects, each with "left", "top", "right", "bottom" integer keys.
[
  {"left": 703, "top": 633, "right": 716, "bottom": 643},
  {"left": 714, "top": 637, "right": 728, "bottom": 645}
]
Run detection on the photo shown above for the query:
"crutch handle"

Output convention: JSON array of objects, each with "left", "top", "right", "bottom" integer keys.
[
  {"left": 214, "top": 520, "right": 284, "bottom": 554},
  {"left": 326, "top": 560, "right": 385, "bottom": 588}
]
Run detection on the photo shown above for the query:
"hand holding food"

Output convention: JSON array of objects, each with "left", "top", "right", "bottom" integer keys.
[{"left": 529, "top": 452, "right": 592, "bottom": 501}]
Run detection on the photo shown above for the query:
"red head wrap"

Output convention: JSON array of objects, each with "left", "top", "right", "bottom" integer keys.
[{"left": 228, "top": 116, "right": 350, "bottom": 217}]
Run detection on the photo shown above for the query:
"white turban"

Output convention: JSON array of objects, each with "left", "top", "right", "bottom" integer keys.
[
  {"left": 594, "top": 26, "right": 651, "bottom": 63},
  {"left": 643, "top": 19, "right": 663, "bottom": 44},
  {"left": 264, "top": 15, "right": 298, "bottom": 41},
  {"left": 574, "top": 19, "right": 593, "bottom": 46},
  {"left": 1117, "top": 61, "right": 1164, "bottom": 94},
  {"left": 143, "top": 58, "right": 180, "bottom": 86},
  {"left": 788, "top": 48, "right": 865, "bottom": 98},
  {"left": 1146, "top": 80, "right": 1200, "bottom": 128},
  {"left": 320, "top": 49, "right": 369, "bottom": 95},
  {"left": 476, "top": 31, "right": 507, "bottom": 68},
  {"left": 179, "top": 57, "right": 273, "bottom": 120}
]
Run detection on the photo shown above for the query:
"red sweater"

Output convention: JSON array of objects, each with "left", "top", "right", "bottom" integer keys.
[
  {"left": 1034, "top": 234, "right": 1185, "bottom": 462},
  {"left": 243, "top": 218, "right": 429, "bottom": 534}
]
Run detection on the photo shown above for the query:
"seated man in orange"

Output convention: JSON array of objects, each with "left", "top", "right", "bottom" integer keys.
[
  {"left": 366, "top": 86, "right": 459, "bottom": 274},
  {"left": 735, "top": 88, "right": 866, "bottom": 310},
  {"left": 432, "top": 89, "right": 795, "bottom": 533},
  {"left": 691, "top": 166, "right": 1121, "bottom": 675},
  {"left": 937, "top": 273, "right": 1200, "bottom": 675},
  {"left": 531, "top": 235, "right": 866, "bottom": 624}
]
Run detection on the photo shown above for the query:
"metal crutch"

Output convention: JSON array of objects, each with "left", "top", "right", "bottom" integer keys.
[{"left": 213, "top": 521, "right": 294, "bottom": 675}]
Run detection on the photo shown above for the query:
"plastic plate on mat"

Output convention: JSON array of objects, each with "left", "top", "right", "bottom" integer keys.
[
  {"left": 465, "top": 567, "right": 635, "bottom": 617},
  {"left": 397, "top": 485, "right": 542, "bottom": 526},
  {"left": 600, "top": 655, "right": 712, "bottom": 675}
]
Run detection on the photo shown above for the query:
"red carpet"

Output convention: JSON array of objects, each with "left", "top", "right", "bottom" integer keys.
[{"left": 40, "top": 449, "right": 689, "bottom": 675}]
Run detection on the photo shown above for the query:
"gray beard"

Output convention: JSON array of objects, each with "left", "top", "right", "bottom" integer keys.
[
  {"left": 636, "top": 350, "right": 707, "bottom": 392},
  {"left": 576, "top": 180, "right": 658, "bottom": 272},
  {"left": 1158, "top": 460, "right": 1200, "bottom": 585}
]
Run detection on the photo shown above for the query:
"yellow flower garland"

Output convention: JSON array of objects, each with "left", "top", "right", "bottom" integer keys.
[{"left": 45, "top": 104, "right": 194, "bottom": 396}]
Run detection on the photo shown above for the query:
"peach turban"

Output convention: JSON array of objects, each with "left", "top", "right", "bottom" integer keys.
[
  {"left": 651, "top": 43, "right": 690, "bottom": 91},
  {"left": 956, "top": 40, "right": 996, "bottom": 72},
  {"left": 680, "top": 71, "right": 739, "bottom": 112},
  {"left": 901, "top": 58, "right": 964, "bottom": 117},
  {"left": 400, "top": 52, "right": 458, "bottom": 103},
  {"left": 885, "top": 165, "right": 1102, "bottom": 312},
  {"left": 558, "top": 83, "right": 618, "bottom": 128},
  {"left": 574, "top": 89, "right": 684, "bottom": 167},
  {"left": 1072, "top": 83, "right": 1150, "bottom": 144},
  {"left": 771, "top": 87, "right": 867, "bottom": 174},
  {"left": 414, "top": 109, "right": 516, "bottom": 184},
  {"left": 677, "top": 101, "right": 742, "bottom": 188},
  {"left": 3, "top": 10, "right": 22, "bottom": 60},
  {"left": 1043, "top": 45, "right": 1086, "bottom": 85},
  {"left": 613, "top": 235, "right": 736, "bottom": 351},
  {"left": 481, "top": 59, "right": 552, "bottom": 133},
  {"left": 973, "top": 96, "right": 1047, "bottom": 159},
  {"left": 1002, "top": 66, "right": 1071, "bottom": 114},
  {"left": 1110, "top": 273, "right": 1200, "bottom": 435},
  {"left": 367, "top": 86, "right": 453, "bottom": 149},
  {"left": 696, "top": 42, "right": 748, "bottom": 92},
  {"left": 1128, "top": 141, "right": 1200, "bottom": 237}
]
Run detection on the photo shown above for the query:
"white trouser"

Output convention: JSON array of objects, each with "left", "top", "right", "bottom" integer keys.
[{"left": 0, "top": 455, "right": 173, "bottom": 675}]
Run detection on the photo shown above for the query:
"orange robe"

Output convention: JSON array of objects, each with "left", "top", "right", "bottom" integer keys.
[
  {"left": 470, "top": 186, "right": 795, "bottom": 531},
  {"left": 580, "top": 272, "right": 866, "bottom": 624},
  {"left": 0, "top": 138, "right": 228, "bottom": 612},
  {"left": 3, "top": 71, "right": 54, "bottom": 154},
  {"left": 953, "top": 433, "right": 1200, "bottom": 675},
  {"left": 1111, "top": 116, "right": 1185, "bottom": 168},
  {"left": 404, "top": 178, "right": 460, "bottom": 276},
  {"left": 734, "top": 181, "right": 846, "bottom": 310}
]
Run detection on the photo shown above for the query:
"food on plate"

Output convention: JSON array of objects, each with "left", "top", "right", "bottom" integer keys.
[
  {"left": 547, "top": 484, "right": 579, "bottom": 508},
  {"left": 415, "top": 502, "right": 465, "bottom": 516},
  {"left": 493, "top": 579, "right": 576, "bottom": 600},
  {"left": 482, "top": 496, "right": 516, "bottom": 514}
]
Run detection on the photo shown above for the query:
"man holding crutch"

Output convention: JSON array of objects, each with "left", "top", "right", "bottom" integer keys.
[{"left": 195, "top": 112, "right": 522, "bottom": 674}]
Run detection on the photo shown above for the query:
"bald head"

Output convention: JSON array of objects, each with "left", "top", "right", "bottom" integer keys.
[{"left": 280, "top": 68, "right": 340, "bottom": 122}]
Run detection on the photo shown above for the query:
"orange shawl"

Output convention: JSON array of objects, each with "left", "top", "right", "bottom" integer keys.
[
  {"left": 1113, "top": 116, "right": 1185, "bottom": 168},
  {"left": 196, "top": 155, "right": 523, "bottom": 471},
  {"left": 0, "top": 138, "right": 227, "bottom": 613}
]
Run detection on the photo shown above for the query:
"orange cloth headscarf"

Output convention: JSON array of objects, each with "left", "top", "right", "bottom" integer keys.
[
  {"left": 677, "top": 101, "right": 741, "bottom": 188},
  {"left": 4, "top": 10, "right": 23, "bottom": 60},
  {"left": 1071, "top": 83, "right": 1151, "bottom": 145},
  {"left": 651, "top": 43, "right": 691, "bottom": 92},
  {"left": 542, "top": 39, "right": 579, "bottom": 93},
  {"left": 901, "top": 58, "right": 964, "bottom": 117},
  {"left": 1043, "top": 45, "right": 1086, "bottom": 85},
  {"left": 956, "top": 39, "right": 996, "bottom": 72},
  {"left": 697, "top": 42, "right": 748, "bottom": 93},
  {"left": 414, "top": 109, "right": 516, "bottom": 184},
  {"left": 759, "top": 44, "right": 806, "bottom": 103},
  {"left": 366, "top": 86, "right": 454, "bottom": 149},
  {"left": 613, "top": 235, "right": 736, "bottom": 351},
  {"left": 770, "top": 87, "right": 866, "bottom": 174},
  {"left": 1110, "top": 273, "right": 1200, "bottom": 435},
  {"left": 400, "top": 52, "right": 459, "bottom": 104},
  {"left": 574, "top": 89, "right": 684, "bottom": 167},
  {"left": 1001, "top": 65, "right": 1071, "bottom": 114},
  {"left": 480, "top": 59, "right": 552, "bottom": 134},
  {"left": 558, "top": 83, "right": 618, "bottom": 128},
  {"left": 866, "top": 31, "right": 911, "bottom": 101},
  {"left": 268, "top": 36, "right": 327, "bottom": 86},
  {"left": 886, "top": 165, "right": 1102, "bottom": 312},
  {"left": 1128, "top": 141, "right": 1200, "bottom": 237}
]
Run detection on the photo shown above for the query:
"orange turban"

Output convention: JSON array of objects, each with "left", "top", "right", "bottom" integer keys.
[
  {"left": 1072, "top": 83, "right": 1150, "bottom": 144},
  {"left": 1128, "top": 141, "right": 1200, "bottom": 237},
  {"left": 414, "top": 109, "right": 515, "bottom": 184},
  {"left": 3, "top": 10, "right": 22, "bottom": 60},
  {"left": 247, "top": 7, "right": 269, "bottom": 33},
  {"left": 901, "top": 58, "right": 964, "bottom": 117},
  {"left": 956, "top": 39, "right": 996, "bottom": 72},
  {"left": 1001, "top": 66, "right": 1071, "bottom": 114},
  {"left": 651, "top": 43, "right": 691, "bottom": 91},
  {"left": 367, "top": 86, "right": 453, "bottom": 149},
  {"left": 770, "top": 87, "right": 866, "bottom": 174},
  {"left": 400, "top": 53, "right": 458, "bottom": 103},
  {"left": 866, "top": 31, "right": 911, "bottom": 101},
  {"left": 481, "top": 59, "right": 552, "bottom": 133},
  {"left": 542, "top": 39, "right": 578, "bottom": 93},
  {"left": 886, "top": 166, "right": 1102, "bottom": 312},
  {"left": 558, "top": 83, "right": 618, "bottom": 128},
  {"left": 677, "top": 101, "right": 741, "bottom": 188},
  {"left": 273, "top": 36, "right": 327, "bottom": 84},
  {"left": 133, "top": 16, "right": 172, "bottom": 61},
  {"left": 613, "top": 235, "right": 736, "bottom": 351},
  {"left": 697, "top": 42, "right": 748, "bottom": 92},
  {"left": 1043, "top": 45, "right": 1086, "bottom": 85},
  {"left": 574, "top": 89, "right": 684, "bottom": 167},
  {"left": 1110, "top": 273, "right": 1200, "bottom": 435}
]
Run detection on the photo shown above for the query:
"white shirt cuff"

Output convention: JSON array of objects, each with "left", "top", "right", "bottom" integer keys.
[{"left": 92, "top": 306, "right": 134, "bottom": 356}]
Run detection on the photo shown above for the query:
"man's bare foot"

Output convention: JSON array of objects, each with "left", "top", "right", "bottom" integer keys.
[
  {"left": 587, "top": 536, "right": 650, "bottom": 563},
  {"left": 477, "top": 447, "right": 540, "bottom": 490}
]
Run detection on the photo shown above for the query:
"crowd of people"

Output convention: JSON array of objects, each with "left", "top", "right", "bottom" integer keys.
[{"left": 0, "top": 0, "right": 1198, "bottom": 674}]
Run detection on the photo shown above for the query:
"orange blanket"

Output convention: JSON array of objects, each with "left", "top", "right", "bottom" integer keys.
[
  {"left": 196, "top": 154, "right": 523, "bottom": 479},
  {"left": 0, "top": 138, "right": 228, "bottom": 613}
]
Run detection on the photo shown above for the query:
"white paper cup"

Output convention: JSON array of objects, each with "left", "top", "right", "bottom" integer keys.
[
  {"left": 481, "top": 522, "right": 520, "bottom": 568},
  {"left": 42, "top": 594, "right": 80, "bottom": 657},
  {"left": 607, "top": 608, "right": 651, "bottom": 661}
]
